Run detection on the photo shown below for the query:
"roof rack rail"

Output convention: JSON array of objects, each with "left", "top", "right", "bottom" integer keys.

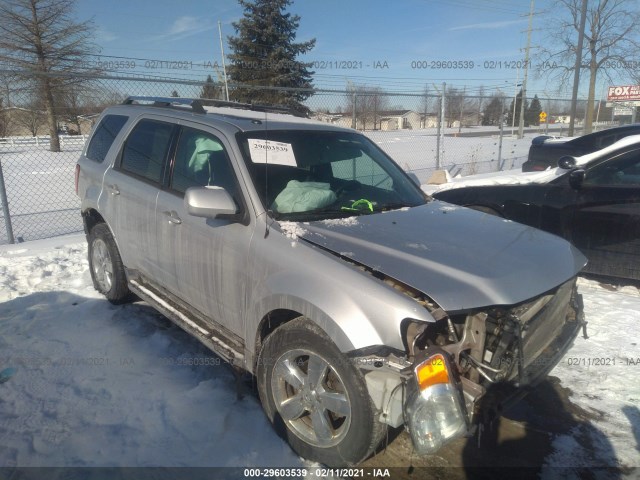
[
  {"left": 122, "top": 96, "right": 206, "bottom": 113},
  {"left": 199, "top": 99, "right": 307, "bottom": 117},
  {"left": 122, "top": 96, "right": 307, "bottom": 118}
]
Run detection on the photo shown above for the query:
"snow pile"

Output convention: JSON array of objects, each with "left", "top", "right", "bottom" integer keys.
[
  {"left": 277, "top": 221, "right": 308, "bottom": 247},
  {"left": 0, "top": 235, "right": 303, "bottom": 467},
  {"left": 320, "top": 217, "right": 359, "bottom": 227},
  {"left": 421, "top": 167, "right": 563, "bottom": 195}
]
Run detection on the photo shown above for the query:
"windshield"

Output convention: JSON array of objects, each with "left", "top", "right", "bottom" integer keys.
[{"left": 237, "top": 129, "right": 428, "bottom": 220}]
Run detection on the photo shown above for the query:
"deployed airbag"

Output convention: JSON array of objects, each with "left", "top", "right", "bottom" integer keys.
[{"left": 272, "top": 180, "right": 337, "bottom": 213}]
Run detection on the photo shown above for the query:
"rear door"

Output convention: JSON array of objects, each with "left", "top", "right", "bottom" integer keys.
[
  {"left": 101, "top": 117, "right": 176, "bottom": 275},
  {"left": 154, "top": 123, "right": 253, "bottom": 337},
  {"left": 568, "top": 148, "right": 640, "bottom": 280}
]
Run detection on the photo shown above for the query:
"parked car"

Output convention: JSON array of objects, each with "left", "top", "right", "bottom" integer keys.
[
  {"left": 522, "top": 124, "right": 640, "bottom": 172},
  {"left": 432, "top": 135, "right": 640, "bottom": 282},
  {"left": 76, "top": 96, "right": 586, "bottom": 466}
]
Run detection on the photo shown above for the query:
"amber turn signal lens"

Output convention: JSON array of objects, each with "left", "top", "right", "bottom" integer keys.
[{"left": 415, "top": 354, "right": 450, "bottom": 390}]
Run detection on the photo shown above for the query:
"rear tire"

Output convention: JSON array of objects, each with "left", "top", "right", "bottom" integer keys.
[
  {"left": 88, "top": 223, "right": 132, "bottom": 304},
  {"left": 257, "top": 317, "right": 386, "bottom": 466}
]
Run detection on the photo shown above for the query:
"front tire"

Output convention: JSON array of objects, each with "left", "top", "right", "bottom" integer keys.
[
  {"left": 257, "top": 318, "right": 385, "bottom": 466},
  {"left": 88, "top": 223, "right": 131, "bottom": 304}
]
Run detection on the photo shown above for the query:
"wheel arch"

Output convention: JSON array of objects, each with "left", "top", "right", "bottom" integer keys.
[
  {"left": 82, "top": 208, "right": 107, "bottom": 234},
  {"left": 249, "top": 297, "right": 366, "bottom": 374}
]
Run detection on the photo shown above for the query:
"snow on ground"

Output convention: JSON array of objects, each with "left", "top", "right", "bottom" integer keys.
[
  {"left": 0, "top": 233, "right": 638, "bottom": 474},
  {"left": 543, "top": 277, "right": 640, "bottom": 475},
  {"left": 0, "top": 145, "right": 83, "bottom": 244},
  {"left": 365, "top": 128, "right": 532, "bottom": 180},
  {"left": 0, "top": 235, "right": 303, "bottom": 468}
]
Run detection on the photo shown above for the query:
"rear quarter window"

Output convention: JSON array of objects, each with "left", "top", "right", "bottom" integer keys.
[{"left": 85, "top": 114, "right": 129, "bottom": 162}]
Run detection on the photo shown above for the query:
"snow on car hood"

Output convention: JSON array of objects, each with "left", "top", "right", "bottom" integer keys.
[
  {"left": 423, "top": 133, "right": 640, "bottom": 196},
  {"left": 422, "top": 167, "right": 563, "bottom": 195},
  {"left": 300, "top": 202, "right": 587, "bottom": 312}
]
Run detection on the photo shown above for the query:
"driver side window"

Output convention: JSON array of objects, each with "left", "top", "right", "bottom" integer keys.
[
  {"left": 584, "top": 150, "right": 640, "bottom": 186},
  {"left": 170, "top": 127, "right": 240, "bottom": 203}
]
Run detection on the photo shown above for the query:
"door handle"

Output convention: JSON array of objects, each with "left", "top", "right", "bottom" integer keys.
[
  {"left": 163, "top": 210, "right": 182, "bottom": 225},
  {"left": 107, "top": 184, "right": 120, "bottom": 195}
]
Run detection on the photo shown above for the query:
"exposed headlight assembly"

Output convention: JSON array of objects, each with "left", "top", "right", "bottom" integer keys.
[{"left": 404, "top": 348, "right": 469, "bottom": 454}]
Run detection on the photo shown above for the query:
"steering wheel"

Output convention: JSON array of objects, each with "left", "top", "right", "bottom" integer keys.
[{"left": 334, "top": 179, "right": 362, "bottom": 196}]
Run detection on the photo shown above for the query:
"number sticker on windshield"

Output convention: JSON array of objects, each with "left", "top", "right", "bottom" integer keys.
[{"left": 248, "top": 139, "right": 297, "bottom": 167}]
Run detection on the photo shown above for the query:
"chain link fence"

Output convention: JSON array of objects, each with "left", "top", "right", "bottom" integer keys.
[{"left": 0, "top": 72, "right": 620, "bottom": 244}]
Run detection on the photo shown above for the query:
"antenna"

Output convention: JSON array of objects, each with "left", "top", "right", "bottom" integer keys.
[{"left": 264, "top": 110, "right": 272, "bottom": 238}]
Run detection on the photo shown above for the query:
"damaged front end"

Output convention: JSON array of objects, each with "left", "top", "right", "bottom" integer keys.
[{"left": 359, "top": 277, "right": 586, "bottom": 455}]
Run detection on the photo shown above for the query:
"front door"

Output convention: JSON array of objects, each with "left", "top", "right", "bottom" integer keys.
[
  {"left": 155, "top": 124, "right": 254, "bottom": 337},
  {"left": 568, "top": 148, "right": 640, "bottom": 280}
]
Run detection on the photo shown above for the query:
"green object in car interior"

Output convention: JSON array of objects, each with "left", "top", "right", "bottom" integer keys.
[{"left": 341, "top": 198, "right": 373, "bottom": 213}]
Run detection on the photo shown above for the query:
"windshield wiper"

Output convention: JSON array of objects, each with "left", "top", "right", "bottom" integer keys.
[
  {"left": 376, "top": 202, "right": 421, "bottom": 212},
  {"left": 277, "top": 208, "right": 369, "bottom": 222}
]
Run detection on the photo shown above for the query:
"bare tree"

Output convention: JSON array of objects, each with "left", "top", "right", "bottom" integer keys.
[
  {"left": 0, "top": 0, "right": 98, "bottom": 151},
  {"left": 537, "top": 0, "right": 640, "bottom": 133},
  {"left": 445, "top": 87, "right": 472, "bottom": 128},
  {"left": 14, "top": 105, "right": 45, "bottom": 136},
  {"left": 0, "top": 97, "right": 8, "bottom": 137},
  {"left": 419, "top": 84, "right": 431, "bottom": 126},
  {"left": 344, "top": 85, "right": 389, "bottom": 130},
  {"left": 476, "top": 85, "right": 485, "bottom": 125}
]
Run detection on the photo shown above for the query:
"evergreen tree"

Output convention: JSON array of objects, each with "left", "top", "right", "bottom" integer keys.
[
  {"left": 507, "top": 89, "right": 529, "bottom": 127},
  {"left": 226, "top": 0, "right": 315, "bottom": 113},
  {"left": 526, "top": 95, "right": 542, "bottom": 127},
  {"left": 171, "top": 90, "right": 179, "bottom": 97},
  {"left": 200, "top": 75, "right": 222, "bottom": 99},
  {"left": 482, "top": 96, "right": 504, "bottom": 126}
]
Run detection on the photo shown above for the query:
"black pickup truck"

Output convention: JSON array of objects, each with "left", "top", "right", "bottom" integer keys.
[{"left": 522, "top": 124, "right": 640, "bottom": 171}]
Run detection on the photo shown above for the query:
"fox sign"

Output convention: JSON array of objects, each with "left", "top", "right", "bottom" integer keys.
[{"left": 607, "top": 85, "right": 640, "bottom": 102}]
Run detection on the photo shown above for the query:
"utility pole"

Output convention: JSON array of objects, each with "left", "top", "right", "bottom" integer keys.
[
  {"left": 352, "top": 93, "right": 357, "bottom": 129},
  {"left": 498, "top": 96, "right": 505, "bottom": 171},
  {"left": 518, "top": 0, "right": 535, "bottom": 139},
  {"left": 511, "top": 75, "right": 521, "bottom": 137},
  {"left": 218, "top": 21, "right": 230, "bottom": 101},
  {"left": 433, "top": 82, "right": 446, "bottom": 169},
  {"left": 569, "top": 0, "right": 588, "bottom": 136},
  {"left": 595, "top": 83, "right": 606, "bottom": 126},
  {"left": 458, "top": 86, "right": 466, "bottom": 134}
]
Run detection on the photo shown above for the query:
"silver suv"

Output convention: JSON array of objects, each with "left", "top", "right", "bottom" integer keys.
[{"left": 76, "top": 96, "right": 587, "bottom": 466}]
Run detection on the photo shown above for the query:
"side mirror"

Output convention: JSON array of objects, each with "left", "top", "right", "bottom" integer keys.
[
  {"left": 184, "top": 186, "right": 238, "bottom": 219},
  {"left": 568, "top": 169, "right": 585, "bottom": 190},
  {"left": 558, "top": 156, "right": 577, "bottom": 169}
]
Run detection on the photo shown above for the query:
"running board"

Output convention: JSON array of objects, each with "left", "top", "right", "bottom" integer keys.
[{"left": 128, "top": 279, "right": 245, "bottom": 367}]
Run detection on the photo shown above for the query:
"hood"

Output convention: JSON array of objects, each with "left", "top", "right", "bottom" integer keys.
[{"left": 299, "top": 202, "right": 587, "bottom": 312}]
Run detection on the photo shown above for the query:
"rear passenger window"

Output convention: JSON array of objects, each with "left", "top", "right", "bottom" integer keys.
[
  {"left": 86, "top": 115, "right": 128, "bottom": 162},
  {"left": 120, "top": 119, "right": 174, "bottom": 183}
]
